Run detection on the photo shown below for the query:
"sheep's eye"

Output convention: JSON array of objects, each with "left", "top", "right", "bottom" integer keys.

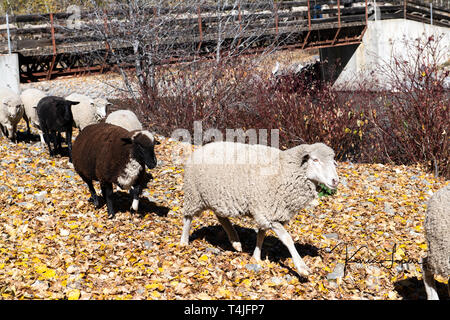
[{"left": 313, "top": 159, "right": 319, "bottom": 162}]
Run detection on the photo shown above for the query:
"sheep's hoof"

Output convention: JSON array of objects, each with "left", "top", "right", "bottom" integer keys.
[
  {"left": 252, "top": 253, "right": 262, "bottom": 262},
  {"left": 88, "top": 196, "right": 101, "bottom": 208},
  {"left": 297, "top": 267, "right": 310, "bottom": 278},
  {"left": 232, "top": 242, "right": 242, "bottom": 252},
  {"left": 179, "top": 240, "right": 189, "bottom": 247},
  {"left": 130, "top": 198, "right": 139, "bottom": 212}
]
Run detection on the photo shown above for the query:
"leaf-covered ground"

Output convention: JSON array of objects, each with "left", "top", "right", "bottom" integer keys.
[{"left": 0, "top": 123, "right": 448, "bottom": 300}]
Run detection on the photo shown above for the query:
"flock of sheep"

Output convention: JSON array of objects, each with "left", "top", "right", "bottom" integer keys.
[{"left": 0, "top": 85, "right": 448, "bottom": 300}]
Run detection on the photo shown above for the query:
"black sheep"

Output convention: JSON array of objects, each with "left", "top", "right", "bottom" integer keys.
[
  {"left": 72, "top": 123, "right": 159, "bottom": 218},
  {"left": 36, "top": 96, "right": 79, "bottom": 162}
]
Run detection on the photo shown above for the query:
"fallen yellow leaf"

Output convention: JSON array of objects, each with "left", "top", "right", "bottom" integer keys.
[{"left": 67, "top": 289, "right": 81, "bottom": 300}]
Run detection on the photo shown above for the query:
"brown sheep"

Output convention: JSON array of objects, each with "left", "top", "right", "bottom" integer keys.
[{"left": 72, "top": 123, "right": 159, "bottom": 218}]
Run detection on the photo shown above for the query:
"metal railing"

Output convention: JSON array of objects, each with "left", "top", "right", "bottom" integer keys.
[{"left": 0, "top": 1, "right": 448, "bottom": 81}]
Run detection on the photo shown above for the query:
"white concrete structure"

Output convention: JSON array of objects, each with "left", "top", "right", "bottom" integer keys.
[
  {"left": 321, "top": 19, "right": 450, "bottom": 90},
  {"left": 0, "top": 54, "right": 20, "bottom": 94}
]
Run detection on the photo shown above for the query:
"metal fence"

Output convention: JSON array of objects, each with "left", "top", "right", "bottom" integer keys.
[{"left": 0, "top": 0, "right": 448, "bottom": 81}]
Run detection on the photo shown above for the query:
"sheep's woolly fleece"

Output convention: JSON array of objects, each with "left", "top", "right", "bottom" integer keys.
[
  {"left": 0, "top": 122, "right": 448, "bottom": 300},
  {"left": 424, "top": 184, "right": 450, "bottom": 277}
]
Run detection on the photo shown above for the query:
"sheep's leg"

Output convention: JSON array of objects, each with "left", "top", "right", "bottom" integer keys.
[
  {"left": 130, "top": 185, "right": 141, "bottom": 211},
  {"left": 423, "top": 269, "right": 439, "bottom": 300},
  {"left": 422, "top": 258, "right": 439, "bottom": 300},
  {"left": 101, "top": 182, "right": 115, "bottom": 219},
  {"left": 271, "top": 222, "right": 309, "bottom": 277},
  {"left": 0, "top": 124, "right": 6, "bottom": 137},
  {"left": 3, "top": 124, "right": 14, "bottom": 142},
  {"left": 83, "top": 178, "right": 100, "bottom": 208},
  {"left": 23, "top": 114, "right": 31, "bottom": 136},
  {"left": 447, "top": 278, "right": 449, "bottom": 298},
  {"left": 55, "top": 131, "right": 61, "bottom": 153},
  {"left": 47, "top": 131, "right": 56, "bottom": 157},
  {"left": 9, "top": 124, "right": 17, "bottom": 143},
  {"left": 3, "top": 125, "right": 10, "bottom": 139},
  {"left": 41, "top": 129, "right": 49, "bottom": 144},
  {"left": 39, "top": 131, "right": 45, "bottom": 144},
  {"left": 252, "top": 229, "right": 265, "bottom": 261},
  {"left": 180, "top": 216, "right": 193, "bottom": 246},
  {"left": 216, "top": 216, "right": 242, "bottom": 252},
  {"left": 65, "top": 129, "right": 72, "bottom": 162}
]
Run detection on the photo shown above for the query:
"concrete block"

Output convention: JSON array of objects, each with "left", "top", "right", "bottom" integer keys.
[
  {"left": 320, "top": 19, "right": 450, "bottom": 90},
  {"left": 0, "top": 54, "right": 20, "bottom": 94}
]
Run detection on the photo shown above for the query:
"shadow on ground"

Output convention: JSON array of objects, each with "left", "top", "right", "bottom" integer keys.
[
  {"left": 82, "top": 191, "right": 170, "bottom": 218},
  {"left": 191, "top": 224, "right": 319, "bottom": 280},
  {"left": 113, "top": 191, "right": 170, "bottom": 217},
  {"left": 394, "top": 277, "right": 449, "bottom": 300},
  {"left": 15, "top": 131, "right": 40, "bottom": 143}
]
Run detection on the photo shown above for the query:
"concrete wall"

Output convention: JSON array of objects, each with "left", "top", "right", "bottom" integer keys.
[
  {"left": 320, "top": 19, "right": 450, "bottom": 90},
  {"left": 319, "top": 44, "right": 359, "bottom": 83},
  {"left": 0, "top": 54, "right": 20, "bottom": 94}
]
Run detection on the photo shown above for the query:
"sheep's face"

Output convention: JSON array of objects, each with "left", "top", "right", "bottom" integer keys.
[
  {"left": 303, "top": 144, "right": 339, "bottom": 190},
  {"left": 3, "top": 97, "right": 23, "bottom": 117},
  {"left": 93, "top": 98, "right": 109, "bottom": 120},
  {"left": 126, "top": 131, "right": 160, "bottom": 169},
  {"left": 95, "top": 106, "right": 106, "bottom": 120}
]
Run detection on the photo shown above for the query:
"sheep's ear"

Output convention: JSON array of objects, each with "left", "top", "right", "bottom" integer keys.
[
  {"left": 68, "top": 100, "right": 80, "bottom": 106},
  {"left": 301, "top": 154, "right": 310, "bottom": 166},
  {"left": 121, "top": 137, "right": 133, "bottom": 144},
  {"left": 3, "top": 98, "right": 12, "bottom": 106},
  {"left": 296, "top": 144, "right": 311, "bottom": 166}
]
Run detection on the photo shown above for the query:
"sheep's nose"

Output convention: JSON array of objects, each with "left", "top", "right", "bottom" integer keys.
[{"left": 331, "top": 178, "right": 339, "bottom": 188}]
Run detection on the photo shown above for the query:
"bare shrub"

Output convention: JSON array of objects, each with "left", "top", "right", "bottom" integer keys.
[{"left": 368, "top": 35, "right": 449, "bottom": 177}]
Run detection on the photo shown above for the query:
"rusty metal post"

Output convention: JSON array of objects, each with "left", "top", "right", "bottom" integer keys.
[
  {"left": 237, "top": 2, "right": 242, "bottom": 48},
  {"left": 307, "top": 0, "right": 311, "bottom": 28},
  {"left": 197, "top": 6, "right": 203, "bottom": 53},
  {"left": 100, "top": 9, "right": 110, "bottom": 74},
  {"left": 430, "top": 3, "right": 433, "bottom": 25},
  {"left": 47, "top": 13, "right": 57, "bottom": 80},
  {"left": 50, "top": 13, "right": 56, "bottom": 56},
  {"left": 302, "top": 0, "right": 312, "bottom": 49},
  {"left": 274, "top": 2, "right": 278, "bottom": 35},
  {"left": 366, "top": 0, "right": 369, "bottom": 23},
  {"left": 404, "top": 0, "right": 407, "bottom": 20},
  {"left": 337, "top": 0, "right": 341, "bottom": 27},
  {"left": 332, "top": 0, "right": 342, "bottom": 45}
]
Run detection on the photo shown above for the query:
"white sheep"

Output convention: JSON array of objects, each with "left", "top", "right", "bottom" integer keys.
[
  {"left": 105, "top": 109, "right": 143, "bottom": 132},
  {"left": 180, "top": 141, "right": 339, "bottom": 277},
  {"left": 65, "top": 93, "right": 109, "bottom": 130},
  {"left": 20, "top": 88, "right": 47, "bottom": 142},
  {"left": 422, "top": 184, "right": 449, "bottom": 300},
  {"left": 93, "top": 97, "right": 110, "bottom": 118},
  {"left": 0, "top": 87, "right": 24, "bottom": 142}
]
